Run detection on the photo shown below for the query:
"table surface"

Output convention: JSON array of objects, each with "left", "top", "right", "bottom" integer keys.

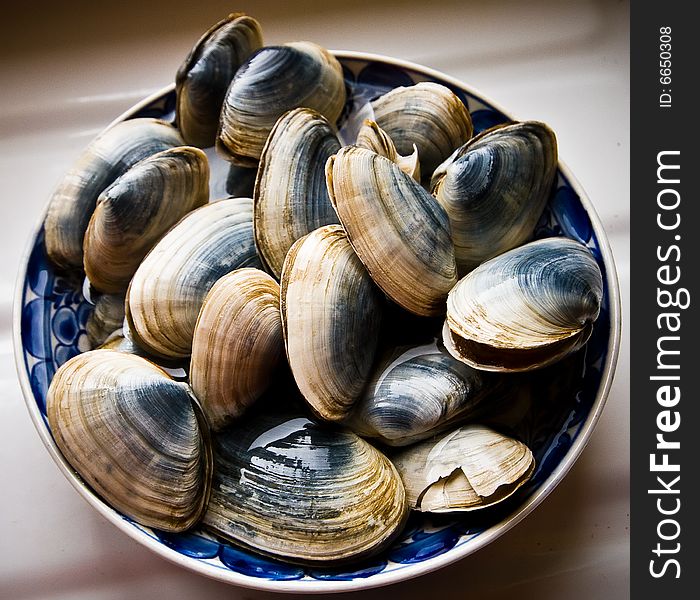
[{"left": 0, "top": 1, "right": 630, "bottom": 598}]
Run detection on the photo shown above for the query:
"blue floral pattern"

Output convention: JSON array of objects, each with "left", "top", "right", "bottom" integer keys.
[{"left": 19, "top": 57, "right": 612, "bottom": 583}]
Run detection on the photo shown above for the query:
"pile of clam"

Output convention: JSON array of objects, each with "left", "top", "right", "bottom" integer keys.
[{"left": 43, "top": 13, "right": 604, "bottom": 566}]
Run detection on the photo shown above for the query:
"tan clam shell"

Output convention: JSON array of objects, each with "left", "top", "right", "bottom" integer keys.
[
  {"left": 253, "top": 108, "right": 341, "bottom": 278},
  {"left": 280, "top": 224, "right": 383, "bottom": 422},
  {"left": 391, "top": 424, "right": 534, "bottom": 512},
  {"left": 83, "top": 146, "right": 210, "bottom": 294},
  {"left": 371, "top": 82, "right": 473, "bottom": 177},
  {"left": 46, "top": 349, "right": 212, "bottom": 531},
  {"left": 126, "top": 197, "right": 261, "bottom": 359},
  {"left": 356, "top": 119, "right": 420, "bottom": 181},
  {"left": 203, "top": 414, "right": 408, "bottom": 564},
  {"left": 190, "top": 268, "right": 283, "bottom": 430},
  {"left": 326, "top": 145, "right": 458, "bottom": 317}
]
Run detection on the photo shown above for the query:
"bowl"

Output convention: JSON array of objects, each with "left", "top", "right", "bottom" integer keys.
[{"left": 13, "top": 51, "right": 621, "bottom": 593}]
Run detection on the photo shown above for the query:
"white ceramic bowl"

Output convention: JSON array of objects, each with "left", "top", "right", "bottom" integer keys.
[{"left": 14, "top": 51, "right": 621, "bottom": 593}]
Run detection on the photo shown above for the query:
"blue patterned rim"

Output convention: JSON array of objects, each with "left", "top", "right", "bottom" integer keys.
[{"left": 13, "top": 51, "right": 621, "bottom": 593}]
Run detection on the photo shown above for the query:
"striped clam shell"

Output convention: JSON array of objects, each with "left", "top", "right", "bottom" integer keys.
[
  {"left": 126, "top": 197, "right": 261, "bottom": 359},
  {"left": 355, "top": 119, "right": 420, "bottom": 181},
  {"left": 190, "top": 268, "right": 283, "bottom": 430},
  {"left": 44, "top": 118, "right": 183, "bottom": 270},
  {"left": 175, "top": 13, "right": 263, "bottom": 148},
  {"left": 254, "top": 108, "right": 341, "bottom": 278},
  {"left": 203, "top": 414, "right": 408, "bottom": 564},
  {"left": 83, "top": 146, "right": 209, "bottom": 294},
  {"left": 346, "top": 341, "right": 493, "bottom": 446},
  {"left": 431, "top": 121, "right": 558, "bottom": 275},
  {"left": 326, "top": 145, "right": 458, "bottom": 317},
  {"left": 46, "top": 349, "right": 212, "bottom": 531},
  {"left": 217, "top": 42, "right": 346, "bottom": 166},
  {"left": 280, "top": 225, "right": 383, "bottom": 422},
  {"left": 443, "top": 237, "right": 604, "bottom": 372},
  {"left": 371, "top": 82, "right": 473, "bottom": 178},
  {"left": 391, "top": 424, "right": 534, "bottom": 512}
]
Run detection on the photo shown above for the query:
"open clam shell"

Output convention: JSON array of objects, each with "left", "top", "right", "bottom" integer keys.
[
  {"left": 176, "top": 13, "right": 263, "bottom": 147},
  {"left": 217, "top": 42, "right": 346, "bottom": 166},
  {"left": 203, "top": 414, "right": 408, "bottom": 564},
  {"left": 431, "top": 121, "right": 558, "bottom": 275},
  {"left": 190, "top": 268, "right": 283, "bottom": 430},
  {"left": 46, "top": 349, "right": 212, "bottom": 531},
  {"left": 44, "top": 118, "right": 183, "bottom": 270},
  {"left": 326, "top": 145, "right": 458, "bottom": 317},
  {"left": 254, "top": 108, "right": 341, "bottom": 278},
  {"left": 126, "top": 197, "right": 261, "bottom": 359},
  {"left": 346, "top": 340, "right": 494, "bottom": 446},
  {"left": 371, "top": 82, "right": 473, "bottom": 178},
  {"left": 444, "top": 237, "right": 604, "bottom": 372},
  {"left": 391, "top": 424, "right": 534, "bottom": 512},
  {"left": 356, "top": 119, "right": 420, "bottom": 181},
  {"left": 83, "top": 146, "right": 209, "bottom": 294},
  {"left": 280, "top": 225, "right": 383, "bottom": 422}
]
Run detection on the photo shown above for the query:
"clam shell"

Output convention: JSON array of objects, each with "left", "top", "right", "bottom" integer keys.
[
  {"left": 176, "top": 13, "right": 263, "bottom": 147},
  {"left": 86, "top": 293, "right": 125, "bottom": 348},
  {"left": 190, "top": 268, "right": 283, "bottom": 430},
  {"left": 280, "top": 225, "right": 383, "bottom": 422},
  {"left": 217, "top": 42, "right": 346, "bottom": 166},
  {"left": 371, "top": 82, "right": 473, "bottom": 177},
  {"left": 254, "top": 108, "right": 341, "bottom": 277},
  {"left": 44, "top": 118, "right": 183, "bottom": 270},
  {"left": 203, "top": 414, "right": 408, "bottom": 564},
  {"left": 326, "top": 146, "right": 458, "bottom": 317},
  {"left": 391, "top": 424, "right": 534, "bottom": 512},
  {"left": 46, "top": 349, "right": 212, "bottom": 531},
  {"left": 83, "top": 146, "right": 209, "bottom": 294},
  {"left": 356, "top": 119, "right": 420, "bottom": 181},
  {"left": 126, "top": 197, "right": 261, "bottom": 359},
  {"left": 444, "top": 237, "right": 604, "bottom": 372},
  {"left": 431, "top": 121, "right": 558, "bottom": 274},
  {"left": 346, "top": 341, "right": 493, "bottom": 446}
]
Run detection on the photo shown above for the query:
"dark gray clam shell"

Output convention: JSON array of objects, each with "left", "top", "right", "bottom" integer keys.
[
  {"left": 83, "top": 146, "right": 209, "bottom": 294},
  {"left": 126, "top": 197, "right": 261, "bottom": 358},
  {"left": 86, "top": 293, "right": 125, "bottom": 348},
  {"left": 346, "top": 341, "right": 493, "bottom": 446},
  {"left": 46, "top": 349, "right": 212, "bottom": 532},
  {"left": 44, "top": 118, "right": 183, "bottom": 270},
  {"left": 254, "top": 108, "right": 341, "bottom": 277},
  {"left": 203, "top": 414, "right": 408, "bottom": 564},
  {"left": 217, "top": 42, "right": 346, "bottom": 166},
  {"left": 176, "top": 13, "right": 263, "bottom": 147},
  {"left": 444, "top": 237, "right": 604, "bottom": 372},
  {"left": 431, "top": 121, "right": 558, "bottom": 275}
]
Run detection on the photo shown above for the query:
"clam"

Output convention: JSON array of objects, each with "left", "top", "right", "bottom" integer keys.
[
  {"left": 346, "top": 341, "right": 494, "bottom": 446},
  {"left": 217, "top": 42, "right": 346, "bottom": 166},
  {"left": 203, "top": 413, "right": 408, "bottom": 564},
  {"left": 44, "top": 118, "right": 183, "bottom": 270},
  {"left": 126, "top": 197, "right": 261, "bottom": 359},
  {"left": 46, "top": 349, "right": 211, "bottom": 531},
  {"left": 431, "top": 121, "right": 558, "bottom": 275},
  {"left": 443, "top": 237, "right": 604, "bottom": 372},
  {"left": 254, "top": 108, "right": 341, "bottom": 277},
  {"left": 190, "top": 268, "right": 283, "bottom": 430},
  {"left": 326, "top": 145, "right": 458, "bottom": 317},
  {"left": 356, "top": 119, "right": 420, "bottom": 181},
  {"left": 280, "top": 225, "right": 383, "bottom": 422},
  {"left": 86, "top": 293, "right": 125, "bottom": 348},
  {"left": 371, "top": 82, "right": 473, "bottom": 177},
  {"left": 83, "top": 146, "right": 210, "bottom": 294},
  {"left": 391, "top": 424, "right": 534, "bottom": 512},
  {"left": 176, "top": 13, "right": 263, "bottom": 147}
]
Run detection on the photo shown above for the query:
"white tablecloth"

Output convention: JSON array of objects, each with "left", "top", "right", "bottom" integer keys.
[{"left": 0, "top": 1, "right": 629, "bottom": 598}]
